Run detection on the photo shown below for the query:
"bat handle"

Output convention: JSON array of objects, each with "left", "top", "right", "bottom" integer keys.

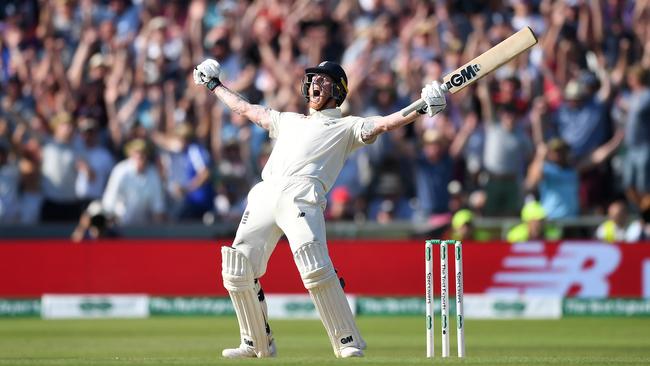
[
  {"left": 400, "top": 99, "right": 427, "bottom": 117},
  {"left": 400, "top": 83, "right": 448, "bottom": 117}
]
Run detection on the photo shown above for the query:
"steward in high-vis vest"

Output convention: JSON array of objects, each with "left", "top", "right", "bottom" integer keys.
[
  {"left": 449, "top": 209, "right": 491, "bottom": 241},
  {"left": 595, "top": 200, "right": 628, "bottom": 243},
  {"left": 507, "top": 201, "right": 561, "bottom": 243}
]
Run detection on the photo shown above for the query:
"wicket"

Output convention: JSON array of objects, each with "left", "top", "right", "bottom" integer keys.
[{"left": 425, "top": 239, "right": 465, "bottom": 358}]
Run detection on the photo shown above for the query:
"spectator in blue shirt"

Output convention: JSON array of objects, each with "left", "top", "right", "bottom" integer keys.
[
  {"left": 414, "top": 129, "right": 453, "bottom": 218},
  {"left": 623, "top": 65, "right": 650, "bottom": 208},
  {"left": 555, "top": 75, "right": 615, "bottom": 213},
  {"left": 162, "top": 123, "right": 214, "bottom": 220},
  {"left": 527, "top": 134, "right": 624, "bottom": 219}
]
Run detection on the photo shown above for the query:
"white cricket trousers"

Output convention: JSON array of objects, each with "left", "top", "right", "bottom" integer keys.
[{"left": 231, "top": 177, "right": 328, "bottom": 277}]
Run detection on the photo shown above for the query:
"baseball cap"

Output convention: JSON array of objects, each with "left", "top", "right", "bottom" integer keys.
[
  {"left": 452, "top": 209, "right": 474, "bottom": 230},
  {"left": 547, "top": 138, "right": 570, "bottom": 152},
  {"left": 78, "top": 117, "right": 98, "bottom": 132},
  {"left": 564, "top": 80, "right": 585, "bottom": 101},
  {"left": 521, "top": 201, "right": 546, "bottom": 222}
]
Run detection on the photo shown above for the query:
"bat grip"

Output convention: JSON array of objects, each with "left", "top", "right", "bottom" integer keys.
[
  {"left": 400, "top": 83, "right": 448, "bottom": 117},
  {"left": 400, "top": 99, "right": 427, "bottom": 117}
]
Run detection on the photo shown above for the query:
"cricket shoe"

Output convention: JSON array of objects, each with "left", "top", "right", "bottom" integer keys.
[
  {"left": 339, "top": 346, "right": 364, "bottom": 358},
  {"left": 222, "top": 339, "right": 277, "bottom": 358}
]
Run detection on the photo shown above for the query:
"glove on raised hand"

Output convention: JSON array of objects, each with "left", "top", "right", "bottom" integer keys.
[
  {"left": 193, "top": 59, "right": 222, "bottom": 90},
  {"left": 419, "top": 81, "right": 447, "bottom": 117}
]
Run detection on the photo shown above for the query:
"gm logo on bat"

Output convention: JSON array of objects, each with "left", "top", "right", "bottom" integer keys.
[{"left": 445, "top": 64, "right": 481, "bottom": 90}]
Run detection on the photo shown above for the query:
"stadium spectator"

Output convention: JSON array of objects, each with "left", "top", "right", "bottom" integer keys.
[
  {"left": 526, "top": 132, "right": 623, "bottom": 219},
  {"left": 102, "top": 139, "right": 165, "bottom": 225},
  {"left": 507, "top": 200, "right": 562, "bottom": 243},
  {"left": 478, "top": 81, "right": 533, "bottom": 217},
  {"left": 40, "top": 112, "right": 84, "bottom": 221},
  {"left": 622, "top": 65, "right": 650, "bottom": 209},
  {"left": 0, "top": 144, "right": 19, "bottom": 223},
  {"left": 326, "top": 186, "right": 354, "bottom": 222},
  {"left": 450, "top": 209, "right": 473, "bottom": 241},
  {"left": 157, "top": 123, "right": 214, "bottom": 220},
  {"left": 554, "top": 77, "right": 615, "bottom": 212},
  {"left": 75, "top": 117, "right": 115, "bottom": 204},
  {"left": 413, "top": 129, "right": 453, "bottom": 219},
  {"left": 625, "top": 198, "right": 650, "bottom": 242},
  {"left": 412, "top": 122, "right": 476, "bottom": 220},
  {"left": 595, "top": 200, "right": 630, "bottom": 243}
]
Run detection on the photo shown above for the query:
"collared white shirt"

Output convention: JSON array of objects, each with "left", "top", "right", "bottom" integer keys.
[
  {"left": 262, "top": 108, "right": 374, "bottom": 192},
  {"left": 102, "top": 159, "right": 164, "bottom": 225}
]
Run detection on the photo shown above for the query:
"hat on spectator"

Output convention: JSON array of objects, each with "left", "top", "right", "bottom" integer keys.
[
  {"left": 547, "top": 137, "right": 570, "bottom": 152},
  {"left": 452, "top": 209, "right": 474, "bottom": 230},
  {"left": 78, "top": 117, "right": 98, "bottom": 132},
  {"left": 50, "top": 112, "right": 73, "bottom": 129},
  {"left": 125, "top": 138, "right": 150, "bottom": 156},
  {"left": 89, "top": 53, "right": 108, "bottom": 69},
  {"left": 422, "top": 129, "right": 447, "bottom": 145},
  {"left": 331, "top": 186, "right": 351, "bottom": 203},
  {"left": 148, "top": 17, "right": 167, "bottom": 31},
  {"left": 521, "top": 201, "right": 546, "bottom": 222},
  {"left": 175, "top": 123, "right": 195, "bottom": 140},
  {"left": 564, "top": 80, "right": 585, "bottom": 101}
]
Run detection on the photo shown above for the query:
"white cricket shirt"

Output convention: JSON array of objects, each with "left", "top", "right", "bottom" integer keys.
[{"left": 263, "top": 108, "right": 374, "bottom": 192}]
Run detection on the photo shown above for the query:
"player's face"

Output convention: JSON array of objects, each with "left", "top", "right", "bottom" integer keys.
[{"left": 308, "top": 74, "right": 335, "bottom": 111}]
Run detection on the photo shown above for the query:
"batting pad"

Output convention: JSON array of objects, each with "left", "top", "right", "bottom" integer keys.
[
  {"left": 294, "top": 242, "right": 363, "bottom": 357},
  {"left": 221, "top": 246, "right": 271, "bottom": 357}
]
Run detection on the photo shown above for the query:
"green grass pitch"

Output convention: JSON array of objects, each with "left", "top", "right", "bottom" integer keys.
[{"left": 1, "top": 316, "right": 649, "bottom": 365}]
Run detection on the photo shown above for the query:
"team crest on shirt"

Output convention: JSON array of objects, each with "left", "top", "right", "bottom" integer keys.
[{"left": 323, "top": 120, "right": 338, "bottom": 126}]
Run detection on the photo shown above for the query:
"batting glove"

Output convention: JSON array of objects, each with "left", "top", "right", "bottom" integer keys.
[
  {"left": 193, "top": 59, "right": 222, "bottom": 90},
  {"left": 419, "top": 81, "right": 447, "bottom": 117}
]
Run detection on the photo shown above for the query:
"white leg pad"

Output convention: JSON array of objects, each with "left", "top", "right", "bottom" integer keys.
[
  {"left": 294, "top": 242, "right": 364, "bottom": 357},
  {"left": 221, "top": 246, "right": 271, "bottom": 358}
]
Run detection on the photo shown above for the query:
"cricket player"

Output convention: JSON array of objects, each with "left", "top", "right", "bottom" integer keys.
[{"left": 193, "top": 59, "right": 446, "bottom": 358}]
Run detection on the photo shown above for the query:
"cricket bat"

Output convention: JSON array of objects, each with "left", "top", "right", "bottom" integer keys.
[{"left": 401, "top": 26, "right": 538, "bottom": 116}]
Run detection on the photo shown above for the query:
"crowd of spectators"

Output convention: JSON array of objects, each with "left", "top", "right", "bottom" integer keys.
[{"left": 0, "top": 0, "right": 649, "bottom": 240}]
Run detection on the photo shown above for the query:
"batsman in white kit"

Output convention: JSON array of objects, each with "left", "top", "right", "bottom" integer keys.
[{"left": 193, "top": 59, "right": 446, "bottom": 358}]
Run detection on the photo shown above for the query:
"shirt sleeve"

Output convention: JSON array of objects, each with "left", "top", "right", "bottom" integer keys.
[
  {"left": 351, "top": 117, "right": 377, "bottom": 150},
  {"left": 268, "top": 110, "right": 283, "bottom": 139},
  {"left": 150, "top": 169, "right": 165, "bottom": 214}
]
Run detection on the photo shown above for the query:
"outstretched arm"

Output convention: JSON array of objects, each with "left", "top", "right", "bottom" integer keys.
[
  {"left": 194, "top": 59, "right": 272, "bottom": 130},
  {"left": 360, "top": 81, "right": 447, "bottom": 142},
  {"left": 360, "top": 109, "right": 420, "bottom": 142},
  {"left": 212, "top": 85, "right": 273, "bottom": 130}
]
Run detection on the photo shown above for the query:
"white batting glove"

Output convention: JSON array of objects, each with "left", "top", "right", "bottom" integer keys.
[
  {"left": 420, "top": 81, "right": 447, "bottom": 117},
  {"left": 193, "top": 59, "right": 222, "bottom": 90}
]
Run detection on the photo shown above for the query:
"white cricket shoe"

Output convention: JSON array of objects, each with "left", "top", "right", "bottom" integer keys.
[
  {"left": 222, "top": 339, "right": 277, "bottom": 358},
  {"left": 339, "top": 346, "right": 364, "bottom": 358}
]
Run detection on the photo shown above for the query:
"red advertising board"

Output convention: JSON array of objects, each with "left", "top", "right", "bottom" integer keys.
[{"left": 0, "top": 240, "right": 648, "bottom": 298}]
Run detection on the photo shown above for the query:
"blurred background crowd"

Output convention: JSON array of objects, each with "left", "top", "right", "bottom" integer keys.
[{"left": 0, "top": 0, "right": 649, "bottom": 242}]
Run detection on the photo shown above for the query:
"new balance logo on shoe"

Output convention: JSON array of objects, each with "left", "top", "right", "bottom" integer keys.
[
  {"left": 340, "top": 335, "right": 353, "bottom": 344},
  {"left": 244, "top": 339, "right": 254, "bottom": 347}
]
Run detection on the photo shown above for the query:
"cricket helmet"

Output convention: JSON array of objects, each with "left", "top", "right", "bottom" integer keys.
[{"left": 302, "top": 61, "right": 348, "bottom": 106}]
